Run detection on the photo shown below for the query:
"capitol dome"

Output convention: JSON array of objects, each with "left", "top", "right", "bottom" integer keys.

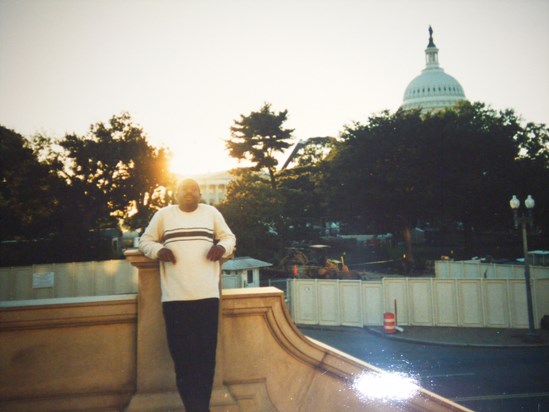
[{"left": 401, "top": 27, "right": 466, "bottom": 112}]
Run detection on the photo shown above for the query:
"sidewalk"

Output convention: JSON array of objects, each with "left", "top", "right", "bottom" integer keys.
[{"left": 365, "top": 325, "right": 549, "bottom": 347}]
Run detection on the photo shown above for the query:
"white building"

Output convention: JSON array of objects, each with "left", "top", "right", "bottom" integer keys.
[
  {"left": 192, "top": 170, "right": 234, "bottom": 205},
  {"left": 401, "top": 26, "right": 466, "bottom": 112},
  {"left": 222, "top": 256, "right": 272, "bottom": 289}
]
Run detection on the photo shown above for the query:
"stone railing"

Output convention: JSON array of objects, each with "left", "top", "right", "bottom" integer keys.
[
  {"left": 0, "top": 295, "right": 137, "bottom": 411},
  {"left": 0, "top": 250, "right": 470, "bottom": 411}
]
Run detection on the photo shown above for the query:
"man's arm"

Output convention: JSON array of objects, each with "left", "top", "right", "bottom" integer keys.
[
  {"left": 212, "top": 208, "right": 236, "bottom": 258},
  {"left": 139, "top": 211, "right": 169, "bottom": 260}
]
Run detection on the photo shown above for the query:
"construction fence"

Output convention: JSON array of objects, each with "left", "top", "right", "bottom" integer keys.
[
  {"left": 2, "top": 260, "right": 549, "bottom": 330},
  {"left": 288, "top": 277, "right": 549, "bottom": 329}
]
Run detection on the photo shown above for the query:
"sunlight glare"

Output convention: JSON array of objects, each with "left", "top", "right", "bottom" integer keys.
[
  {"left": 169, "top": 144, "right": 237, "bottom": 177},
  {"left": 352, "top": 371, "right": 419, "bottom": 403}
]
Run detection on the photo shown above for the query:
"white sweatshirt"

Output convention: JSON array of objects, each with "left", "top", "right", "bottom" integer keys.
[{"left": 139, "top": 204, "right": 236, "bottom": 302}]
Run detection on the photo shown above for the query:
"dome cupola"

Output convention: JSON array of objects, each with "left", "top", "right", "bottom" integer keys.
[{"left": 401, "top": 26, "right": 466, "bottom": 112}]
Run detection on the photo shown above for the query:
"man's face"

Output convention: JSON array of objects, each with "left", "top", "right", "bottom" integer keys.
[{"left": 176, "top": 180, "right": 201, "bottom": 212}]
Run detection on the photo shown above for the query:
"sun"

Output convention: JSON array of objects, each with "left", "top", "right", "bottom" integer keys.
[{"left": 169, "top": 146, "right": 239, "bottom": 177}]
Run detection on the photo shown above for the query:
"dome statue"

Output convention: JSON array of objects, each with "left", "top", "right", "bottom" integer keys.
[{"left": 401, "top": 26, "right": 466, "bottom": 112}]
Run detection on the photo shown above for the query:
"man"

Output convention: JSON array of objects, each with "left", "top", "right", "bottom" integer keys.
[{"left": 139, "top": 178, "right": 236, "bottom": 412}]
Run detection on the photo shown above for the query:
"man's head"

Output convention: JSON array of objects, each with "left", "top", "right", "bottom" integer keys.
[{"left": 176, "top": 179, "right": 201, "bottom": 212}]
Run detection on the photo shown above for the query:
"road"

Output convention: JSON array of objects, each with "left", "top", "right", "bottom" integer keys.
[{"left": 299, "top": 326, "right": 549, "bottom": 412}]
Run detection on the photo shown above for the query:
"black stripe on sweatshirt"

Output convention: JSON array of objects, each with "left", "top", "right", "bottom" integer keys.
[{"left": 163, "top": 230, "right": 214, "bottom": 243}]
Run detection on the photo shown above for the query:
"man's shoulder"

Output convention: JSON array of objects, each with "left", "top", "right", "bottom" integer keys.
[
  {"left": 198, "top": 203, "right": 216, "bottom": 211},
  {"left": 197, "top": 203, "right": 223, "bottom": 216},
  {"left": 155, "top": 204, "right": 179, "bottom": 215}
]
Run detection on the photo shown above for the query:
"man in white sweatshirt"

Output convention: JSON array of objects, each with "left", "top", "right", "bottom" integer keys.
[{"left": 139, "top": 178, "right": 236, "bottom": 412}]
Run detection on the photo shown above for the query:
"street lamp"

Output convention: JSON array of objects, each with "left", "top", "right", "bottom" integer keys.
[{"left": 509, "top": 195, "right": 541, "bottom": 343}]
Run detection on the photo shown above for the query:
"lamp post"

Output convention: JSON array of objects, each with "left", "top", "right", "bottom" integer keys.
[{"left": 509, "top": 195, "right": 541, "bottom": 343}]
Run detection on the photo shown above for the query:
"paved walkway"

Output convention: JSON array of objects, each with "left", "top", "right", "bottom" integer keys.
[{"left": 364, "top": 325, "right": 549, "bottom": 347}]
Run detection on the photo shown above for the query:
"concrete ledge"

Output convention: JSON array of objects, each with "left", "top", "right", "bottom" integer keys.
[
  {"left": 1, "top": 251, "right": 471, "bottom": 411},
  {"left": 0, "top": 293, "right": 137, "bottom": 308},
  {"left": 219, "top": 287, "right": 470, "bottom": 411},
  {"left": 0, "top": 296, "right": 137, "bottom": 411}
]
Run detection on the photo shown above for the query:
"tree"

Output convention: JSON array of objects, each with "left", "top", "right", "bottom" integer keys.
[
  {"left": 514, "top": 121, "right": 549, "bottom": 168},
  {"left": 45, "top": 112, "right": 175, "bottom": 232},
  {"left": 277, "top": 167, "right": 325, "bottom": 242},
  {"left": 326, "top": 109, "right": 434, "bottom": 265},
  {"left": 512, "top": 120, "right": 549, "bottom": 234},
  {"left": 226, "top": 103, "right": 294, "bottom": 189},
  {"left": 217, "top": 170, "right": 286, "bottom": 261},
  {"left": 0, "top": 115, "right": 176, "bottom": 264},
  {"left": 0, "top": 126, "right": 62, "bottom": 240},
  {"left": 274, "top": 136, "right": 337, "bottom": 241},
  {"left": 321, "top": 102, "right": 537, "bottom": 265}
]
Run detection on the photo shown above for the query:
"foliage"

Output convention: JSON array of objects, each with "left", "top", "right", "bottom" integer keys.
[
  {"left": 284, "top": 136, "right": 337, "bottom": 169},
  {"left": 217, "top": 170, "right": 286, "bottom": 261},
  {"left": 277, "top": 164, "right": 329, "bottom": 241},
  {"left": 226, "top": 103, "right": 294, "bottom": 189},
  {"left": 2, "top": 101, "right": 548, "bottom": 266},
  {"left": 320, "top": 102, "right": 547, "bottom": 261},
  {"left": 514, "top": 121, "right": 549, "bottom": 168},
  {"left": 0, "top": 126, "right": 62, "bottom": 240},
  {"left": 1, "top": 113, "right": 176, "bottom": 264},
  {"left": 511, "top": 119, "right": 549, "bottom": 235},
  {"left": 40, "top": 112, "right": 175, "bottom": 232}
]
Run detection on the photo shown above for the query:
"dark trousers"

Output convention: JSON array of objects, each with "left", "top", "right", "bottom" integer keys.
[{"left": 162, "top": 298, "right": 220, "bottom": 412}]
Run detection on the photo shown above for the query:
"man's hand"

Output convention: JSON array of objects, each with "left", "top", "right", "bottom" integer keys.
[
  {"left": 157, "top": 248, "right": 176, "bottom": 264},
  {"left": 207, "top": 245, "right": 226, "bottom": 262}
]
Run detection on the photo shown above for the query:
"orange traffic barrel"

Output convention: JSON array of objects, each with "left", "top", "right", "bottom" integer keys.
[{"left": 384, "top": 312, "right": 396, "bottom": 334}]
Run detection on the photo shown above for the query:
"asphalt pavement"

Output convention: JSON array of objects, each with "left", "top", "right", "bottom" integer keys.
[
  {"left": 299, "top": 324, "right": 549, "bottom": 348},
  {"left": 350, "top": 325, "right": 549, "bottom": 347},
  {"left": 299, "top": 324, "right": 549, "bottom": 412}
]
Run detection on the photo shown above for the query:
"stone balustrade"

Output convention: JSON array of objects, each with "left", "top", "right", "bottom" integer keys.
[{"left": 0, "top": 250, "right": 470, "bottom": 411}]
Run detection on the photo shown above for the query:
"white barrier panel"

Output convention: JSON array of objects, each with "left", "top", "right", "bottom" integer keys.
[
  {"left": 54, "top": 262, "right": 75, "bottom": 298},
  {"left": 458, "top": 280, "right": 484, "bottom": 327},
  {"left": 436, "top": 261, "right": 450, "bottom": 278},
  {"left": 289, "top": 278, "right": 549, "bottom": 329},
  {"left": 383, "top": 278, "right": 409, "bottom": 325},
  {"left": 362, "top": 282, "right": 383, "bottom": 326},
  {"left": 484, "top": 280, "right": 509, "bottom": 327},
  {"left": 463, "top": 261, "right": 481, "bottom": 278},
  {"left": 433, "top": 280, "right": 459, "bottom": 326},
  {"left": 13, "top": 266, "right": 33, "bottom": 300},
  {"left": 0, "top": 260, "right": 138, "bottom": 301},
  {"left": 509, "top": 280, "right": 529, "bottom": 328},
  {"left": 76, "top": 262, "right": 96, "bottom": 296},
  {"left": 318, "top": 280, "right": 339, "bottom": 325},
  {"left": 408, "top": 279, "right": 433, "bottom": 326},
  {"left": 293, "top": 279, "right": 318, "bottom": 325},
  {"left": 339, "top": 280, "right": 362, "bottom": 327}
]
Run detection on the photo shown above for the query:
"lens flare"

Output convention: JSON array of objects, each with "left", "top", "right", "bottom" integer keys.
[{"left": 352, "top": 371, "right": 419, "bottom": 403}]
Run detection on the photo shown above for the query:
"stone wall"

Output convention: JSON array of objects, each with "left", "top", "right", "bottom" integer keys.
[{"left": 0, "top": 251, "right": 470, "bottom": 411}]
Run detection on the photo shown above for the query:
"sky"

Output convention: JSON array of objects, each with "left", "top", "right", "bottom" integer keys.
[{"left": 1, "top": 0, "right": 548, "bottom": 176}]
